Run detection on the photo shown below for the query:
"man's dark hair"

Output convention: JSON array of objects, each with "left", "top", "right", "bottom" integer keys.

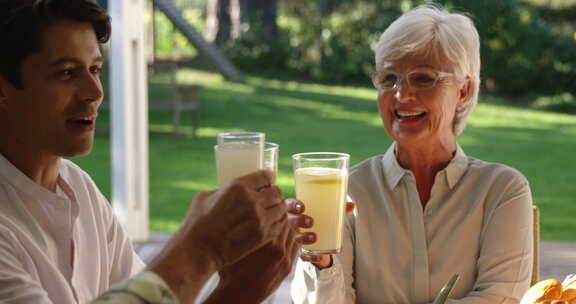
[{"left": 0, "top": 0, "right": 111, "bottom": 88}]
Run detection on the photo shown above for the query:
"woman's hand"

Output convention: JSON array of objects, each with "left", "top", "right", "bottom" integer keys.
[{"left": 299, "top": 202, "right": 355, "bottom": 269}]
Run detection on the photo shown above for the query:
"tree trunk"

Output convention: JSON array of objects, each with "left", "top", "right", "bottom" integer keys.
[
  {"left": 207, "top": 0, "right": 279, "bottom": 43},
  {"left": 230, "top": 0, "right": 242, "bottom": 39},
  {"left": 236, "top": 0, "right": 277, "bottom": 43},
  {"left": 205, "top": 0, "right": 232, "bottom": 44},
  {"left": 260, "top": 0, "right": 278, "bottom": 43},
  {"left": 319, "top": 0, "right": 328, "bottom": 70},
  {"left": 239, "top": 0, "right": 250, "bottom": 27}
]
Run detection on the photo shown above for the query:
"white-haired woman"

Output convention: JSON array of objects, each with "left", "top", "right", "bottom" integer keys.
[{"left": 292, "top": 5, "right": 533, "bottom": 304}]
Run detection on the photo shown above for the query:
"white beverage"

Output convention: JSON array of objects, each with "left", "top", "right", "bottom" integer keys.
[
  {"left": 295, "top": 167, "right": 348, "bottom": 254},
  {"left": 216, "top": 142, "right": 263, "bottom": 187}
]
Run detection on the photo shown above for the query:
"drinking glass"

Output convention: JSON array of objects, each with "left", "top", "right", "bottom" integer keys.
[
  {"left": 263, "top": 142, "right": 279, "bottom": 182},
  {"left": 215, "top": 132, "right": 264, "bottom": 187},
  {"left": 292, "top": 152, "right": 350, "bottom": 254}
]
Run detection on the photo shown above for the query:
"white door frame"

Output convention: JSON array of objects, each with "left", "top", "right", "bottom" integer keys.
[{"left": 109, "top": 0, "right": 149, "bottom": 242}]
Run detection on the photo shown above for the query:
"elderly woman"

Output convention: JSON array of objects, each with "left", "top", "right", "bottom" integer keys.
[{"left": 291, "top": 5, "right": 533, "bottom": 304}]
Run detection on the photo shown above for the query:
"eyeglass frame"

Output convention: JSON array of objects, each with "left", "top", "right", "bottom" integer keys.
[{"left": 371, "top": 68, "right": 456, "bottom": 91}]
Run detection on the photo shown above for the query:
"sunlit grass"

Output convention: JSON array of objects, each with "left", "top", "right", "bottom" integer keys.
[{"left": 74, "top": 69, "right": 576, "bottom": 240}]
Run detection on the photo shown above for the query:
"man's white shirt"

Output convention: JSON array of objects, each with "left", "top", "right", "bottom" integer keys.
[{"left": 0, "top": 153, "right": 145, "bottom": 303}]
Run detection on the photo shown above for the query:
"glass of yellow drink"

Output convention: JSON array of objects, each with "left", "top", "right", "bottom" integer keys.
[
  {"left": 215, "top": 132, "right": 264, "bottom": 187},
  {"left": 292, "top": 152, "right": 350, "bottom": 254}
]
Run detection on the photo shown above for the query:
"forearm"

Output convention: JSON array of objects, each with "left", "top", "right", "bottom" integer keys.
[
  {"left": 292, "top": 213, "right": 356, "bottom": 303},
  {"left": 291, "top": 257, "right": 353, "bottom": 304},
  {"left": 442, "top": 293, "right": 520, "bottom": 304}
]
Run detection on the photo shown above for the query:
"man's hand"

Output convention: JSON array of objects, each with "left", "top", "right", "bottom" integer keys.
[
  {"left": 299, "top": 202, "right": 355, "bottom": 269},
  {"left": 205, "top": 199, "right": 316, "bottom": 303},
  {"left": 147, "top": 170, "right": 286, "bottom": 303},
  {"left": 187, "top": 170, "right": 288, "bottom": 269}
]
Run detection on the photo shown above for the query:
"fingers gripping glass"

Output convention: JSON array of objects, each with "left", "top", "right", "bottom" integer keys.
[{"left": 372, "top": 68, "right": 455, "bottom": 91}]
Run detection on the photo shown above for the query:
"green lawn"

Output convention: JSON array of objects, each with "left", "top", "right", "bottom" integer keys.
[{"left": 72, "top": 69, "right": 576, "bottom": 240}]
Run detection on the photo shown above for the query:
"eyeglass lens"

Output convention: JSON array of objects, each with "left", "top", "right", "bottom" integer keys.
[{"left": 376, "top": 69, "right": 439, "bottom": 90}]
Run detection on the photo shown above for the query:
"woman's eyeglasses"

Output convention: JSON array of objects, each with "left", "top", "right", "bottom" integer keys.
[{"left": 372, "top": 68, "right": 455, "bottom": 91}]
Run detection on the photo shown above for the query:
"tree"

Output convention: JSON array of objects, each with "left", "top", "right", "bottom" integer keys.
[
  {"left": 206, "top": 0, "right": 278, "bottom": 44},
  {"left": 206, "top": 0, "right": 231, "bottom": 44}
]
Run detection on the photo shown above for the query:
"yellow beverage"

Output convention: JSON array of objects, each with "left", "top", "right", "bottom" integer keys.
[
  {"left": 216, "top": 142, "right": 263, "bottom": 187},
  {"left": 295, "top": 167, "right": 348, "bottom": 254}
]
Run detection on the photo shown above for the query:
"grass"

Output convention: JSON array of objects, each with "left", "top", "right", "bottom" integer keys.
[{"left": 72, "top": 68, "right": 576, "bottom": 240}]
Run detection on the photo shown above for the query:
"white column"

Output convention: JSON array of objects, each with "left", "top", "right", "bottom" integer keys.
[{"left": 109, "top": 0, "right": 149, "bottom": 242}]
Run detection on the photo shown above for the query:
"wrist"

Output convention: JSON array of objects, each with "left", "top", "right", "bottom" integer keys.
[
  {"left": 146, "top": 232, "right": 218, "bottom": 302},
  {"left": 204, "top": 281, "right": 263, "bottom": 304},
  {"left": 187, "top": 222, "right": 224, "bottom": 270},
  {"left": 312, "top": 255, "right": 333, "bottom": 270},
  {"left": 98, "top": 272, "right": 178, "bottom": 304}
]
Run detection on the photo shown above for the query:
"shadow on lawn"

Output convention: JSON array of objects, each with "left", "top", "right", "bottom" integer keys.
[{"left": 250, "top": 84, "right": 376, "bottom": 106}]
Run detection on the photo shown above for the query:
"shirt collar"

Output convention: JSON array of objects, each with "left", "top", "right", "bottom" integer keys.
[
  {"left": 0, "top": 153, "right": 67, "bottom": 202},
  {"left": 381, "top": 142, "right": 469, "bottom": 190},
  {"left": 381, "top": 142, "right": 406, "bottom": 189},
  {"left": 445, "top": 144, "right": 469, "bottom": 189}
]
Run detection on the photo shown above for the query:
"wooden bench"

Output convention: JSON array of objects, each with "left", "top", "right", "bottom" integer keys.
[
  {"left": 148, "top": 60, "right": 201, "bottom": 137},
  {"left": 173, "top": 84, "right": 200, "bottom": 136}
]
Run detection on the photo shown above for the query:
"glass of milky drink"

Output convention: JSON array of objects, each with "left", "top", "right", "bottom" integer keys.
[
  {"left": 263, "top": 142, "right": 279, "bottom": 183},
  {"left": 215, "top": 132, "right": 264, "bottom": 187},
  {"left": 292, "top": 152, "right": 350, "bottom": 254}
]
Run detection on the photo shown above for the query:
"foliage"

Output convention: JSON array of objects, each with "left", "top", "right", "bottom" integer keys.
[
  {"left": 530, "top": 92, "right": 576, "bottom": 113},
  {"left": 313, "top": 2, "right": 400, "bottom": 82},
  {"left": 150, "top": 3, "right": 205, "bottom": 59},
  {"left": 222, "top": 0, "right": 576, "bottom": 98},
  {"left": 278, "top": 0, "right": 404, "bottom": 83},
  {"left": 220, "top": 21, "right": 293, "bottom": 74},
  {"left": 437, "top": 0, "right": 576, "bottom": 97},
  {"left": 149, "top": 0, "right": 576, "bottom": 100}
]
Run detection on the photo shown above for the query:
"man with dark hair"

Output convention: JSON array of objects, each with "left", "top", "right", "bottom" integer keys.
[
  {"left": 0, "top": 1, "right": 146, "bottom": 302},
  {"left": 0, "top": 0, "right": 314, "bottom": 303}
]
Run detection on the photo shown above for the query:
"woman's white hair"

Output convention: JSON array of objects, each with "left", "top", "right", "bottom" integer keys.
[{"left": 375, "top": 5, "right": 481, "bottom": 136}]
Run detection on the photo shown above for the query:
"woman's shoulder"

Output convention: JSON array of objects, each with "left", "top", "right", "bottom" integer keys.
[{"left": 466, "top": 156, "right": 529, "bottom": 187}]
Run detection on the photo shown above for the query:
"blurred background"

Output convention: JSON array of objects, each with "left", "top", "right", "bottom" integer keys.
[{"left": 81, "top": 0, "right": 576, "bottom": 240}]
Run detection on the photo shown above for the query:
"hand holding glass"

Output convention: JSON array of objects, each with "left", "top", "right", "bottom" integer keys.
[{"left": 293, "top": 152, "right": 349, "bottom": 254}]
